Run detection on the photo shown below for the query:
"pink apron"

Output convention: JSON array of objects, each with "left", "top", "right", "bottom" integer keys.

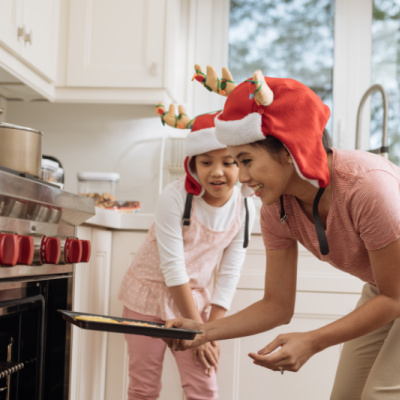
[{"left": 119, "top": 195, "right": 243, "bottom": 320}]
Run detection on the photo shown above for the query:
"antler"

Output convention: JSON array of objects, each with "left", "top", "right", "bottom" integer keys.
[
  {"left": 252, "top": 70, "right": 274, "bottom": 106},
  {"left": 192, "top": 64, "right": 236, "bottom": 96},
  {"left": 155, "top": 103, "right": 194, "bottom": 129}
]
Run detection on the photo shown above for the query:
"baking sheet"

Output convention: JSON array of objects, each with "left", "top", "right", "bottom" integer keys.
[{"left": 58, "top": 310, "right": 201, "bottom": 339}]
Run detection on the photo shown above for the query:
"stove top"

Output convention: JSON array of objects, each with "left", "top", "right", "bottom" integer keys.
[{"left": 0, "top": 166, "right": 95, "bottom": 225}]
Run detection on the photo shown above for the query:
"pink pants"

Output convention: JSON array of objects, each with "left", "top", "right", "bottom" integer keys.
[{"left": 123, "top": 307, "right": 218, "bottom": 400}]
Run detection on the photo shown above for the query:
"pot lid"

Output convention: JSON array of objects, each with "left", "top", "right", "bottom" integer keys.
[{"left": 0, "top": 122, "right": 44, "bottom": 135}]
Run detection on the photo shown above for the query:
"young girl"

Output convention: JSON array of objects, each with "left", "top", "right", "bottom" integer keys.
[
  {"left": 166, "top": 66, "right": 400, "bottom": 399},
  {"left": 118, "top": 104, "right": 255, "bottom": 400}
]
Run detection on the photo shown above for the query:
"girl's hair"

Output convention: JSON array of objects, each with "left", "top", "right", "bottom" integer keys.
[{"left": 251, "top": 129, "right": 332, "bottom": 156}]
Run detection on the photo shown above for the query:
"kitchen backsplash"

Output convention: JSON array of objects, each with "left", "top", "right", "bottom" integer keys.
[{"left": 5, "top": 101, "right": 170, "bottom": 213}]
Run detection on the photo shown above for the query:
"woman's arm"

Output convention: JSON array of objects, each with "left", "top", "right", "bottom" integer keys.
[
  {"left": 250, "top": 237, "right": 400, "bottom": 373},
  {"left": 166, "top": 242, "right": 298, "bottom": 348}
]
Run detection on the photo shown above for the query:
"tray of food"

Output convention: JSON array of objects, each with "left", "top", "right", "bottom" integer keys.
[{"left": 58, "top": 310, "right": 201, "bottom": 339}]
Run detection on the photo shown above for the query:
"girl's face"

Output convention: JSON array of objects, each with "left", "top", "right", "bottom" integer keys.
[
  {"left": 194, "top": 148, "right": 239, "bottom": 207},
  {"left": 228, "top": 144, "right": 294, "bottom": 205}
]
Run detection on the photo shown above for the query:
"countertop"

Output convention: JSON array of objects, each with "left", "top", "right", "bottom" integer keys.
[{"left": 83, "top": 207, "right": 262, "bottom": 234}]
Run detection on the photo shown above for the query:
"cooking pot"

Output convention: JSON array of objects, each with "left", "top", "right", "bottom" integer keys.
[{"left": 0, "top": 112, "right": 43, "bottom": 178}]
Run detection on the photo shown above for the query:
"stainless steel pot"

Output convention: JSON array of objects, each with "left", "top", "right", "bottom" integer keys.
[{"left": 0, "top": 118, "right": 43, "bottom": 178}]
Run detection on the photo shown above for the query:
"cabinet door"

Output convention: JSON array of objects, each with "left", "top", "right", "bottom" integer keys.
[
  {"left": 70, "top": 227, "right": 112, "bottom": 400},
  {"left": 217, "top": 290, "right": 360, "bottom": 400},
  {"left": 0, "top": 0, "right": 60, "bottom": 82},
  {"left": 66, "top": 0, "right": 165, "bottom": 88},
  {"left": 0, "top": 0, "right": 23, "bottom": 52},
  {"left": 19, "top": 0, "right": 60, "bottom": 81}
]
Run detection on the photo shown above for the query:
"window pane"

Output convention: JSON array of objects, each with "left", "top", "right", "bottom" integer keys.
[
  {"left": 228, "top": 0, "right": 334, "bottom": 133},
  {"left": 371, "top": 1, "right": 400, "bottom": 164}
]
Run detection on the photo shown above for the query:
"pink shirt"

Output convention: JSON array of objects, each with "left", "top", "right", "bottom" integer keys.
[{"left": 261, "top": 149, "right": 400, "bottom": 285}]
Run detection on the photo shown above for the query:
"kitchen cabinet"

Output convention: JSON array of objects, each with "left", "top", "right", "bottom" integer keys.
[
  {"left": 69, "top": 226, "right": 113, "bottom": 400},
  {"left": 57, "top": 0, "right": 189, "bottom": 104},
  {"left": 0, "top": 0, "right": 60, "bottom": 84}
]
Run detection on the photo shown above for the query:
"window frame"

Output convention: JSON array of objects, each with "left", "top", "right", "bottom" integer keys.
[{"left": 190, "top": 0, "right": 375, "bottom": 153}]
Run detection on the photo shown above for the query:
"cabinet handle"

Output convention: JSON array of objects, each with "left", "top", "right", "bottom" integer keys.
[
  {"left": 17, "top": 26, "right": 24, "bottom": 40},
  {"left": 24, "top": 31, "right": 32, "bottom": 45}
]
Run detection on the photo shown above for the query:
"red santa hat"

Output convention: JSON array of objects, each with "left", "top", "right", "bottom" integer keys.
[
  {"left": 156, "top": 104, "right": 225, "bottom": 196},
  {"left": 215, "top": 73, "right": 331, "bottom": 188}
]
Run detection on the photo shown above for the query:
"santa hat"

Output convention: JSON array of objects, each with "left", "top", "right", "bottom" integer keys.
[
  {"left": 215, "top": 73, "right": 330, "bottom": 188},
  {"left": 192, "top": 65, "right": 331, "bottom": 254},
  {"left": 156, "top": 104, "right": 225, "bottom": 196}
]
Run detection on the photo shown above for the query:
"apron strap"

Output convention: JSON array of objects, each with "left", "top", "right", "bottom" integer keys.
[
  {"left": 183, "top": 192, "right": 250, "bottom": 249},
  {"left": 312, "top": 187, "right": 329, "bottom": 255},
  {"left": 182, "top": 193, "right": 194, "bottom": 226},
  {"left": 243, "top": 198, "right": 249, "bottom": 248}
]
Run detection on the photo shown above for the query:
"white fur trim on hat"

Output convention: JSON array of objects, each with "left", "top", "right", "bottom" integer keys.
[
  {"left": 215, "top": 112, "right": 265, "bottom": 146},
  {"left": 185, "top": 127, "right": 226, "bottom": 157}
]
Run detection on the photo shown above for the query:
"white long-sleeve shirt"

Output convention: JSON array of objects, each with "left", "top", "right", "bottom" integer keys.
[{"left": 155, "top": 178, "right": 256, "bottom": 310}]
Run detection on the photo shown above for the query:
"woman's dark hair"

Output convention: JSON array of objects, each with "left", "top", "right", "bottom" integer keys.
[{"left": 251, "top": 129, "right": 332, "bottom": 155}]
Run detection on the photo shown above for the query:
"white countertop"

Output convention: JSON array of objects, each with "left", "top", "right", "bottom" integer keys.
[{"left": 84, "top": 207, "right": 261, "bottom": 234}]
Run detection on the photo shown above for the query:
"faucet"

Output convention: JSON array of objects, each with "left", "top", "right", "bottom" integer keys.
[{"left": 355, "top": 84, "right": 388, "bottom": 158}]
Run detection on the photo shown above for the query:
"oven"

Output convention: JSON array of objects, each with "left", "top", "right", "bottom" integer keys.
[{"left": 0, "top": 166, "right": 95, "bottom": 400}]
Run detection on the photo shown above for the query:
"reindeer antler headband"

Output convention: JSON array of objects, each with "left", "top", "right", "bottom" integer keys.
[
  {"left": 155, "top": 102, "right": 226, "bottom": 196},
  {"left": 156, "top": 103, "right": 194, "bottom": 130}
]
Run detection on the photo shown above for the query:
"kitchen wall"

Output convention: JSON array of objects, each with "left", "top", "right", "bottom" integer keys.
[{"left": 5, "top": 101, "right": 170, "bottom": 213}]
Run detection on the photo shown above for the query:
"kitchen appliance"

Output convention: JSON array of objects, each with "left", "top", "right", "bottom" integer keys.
[
  {"left": 41, "top": 156, "right": 64, "bottom": 189},
  {"left": 0, "top": 112, "right": 43, "bottom": 178},
  {"left": 0, "top": 165, "right": 95, "bottom": 400},
  {"left": 77, "top": 171, "right": 120, "bottom": 198}
]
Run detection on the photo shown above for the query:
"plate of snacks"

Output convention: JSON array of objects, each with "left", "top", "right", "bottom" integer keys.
[{"left": 58, "top": 310, "right": 201, "bottom": 339}]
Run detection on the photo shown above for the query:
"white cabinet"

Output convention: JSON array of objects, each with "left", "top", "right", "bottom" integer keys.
[
  {"left": 104, "top": 230, "right": 185, "bottom": 400},
  {"left": 217, "top": 290, "right": 360, "bottom": 400},
  {"left": 69, "top": 226, "right": 113, "bottom": 400},
  {"left": 57, "top": 0, "right": 189, "bottom": 104},
  {"left": 0, "top": 0, "right": 60, "bottom": 83}
]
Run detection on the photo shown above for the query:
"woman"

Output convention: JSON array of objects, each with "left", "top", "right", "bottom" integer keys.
[{"left": 166, "top": 67, "right": 400, "bottom": 399}]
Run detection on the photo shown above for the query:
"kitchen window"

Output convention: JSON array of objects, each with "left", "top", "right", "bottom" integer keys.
[
  {"left": 228, "top": 0, "right": 399, "bottom": 161},
  {"left": 228, "top": 0, "right": 334, "bottom": 134},
  {"left": 371, "top": 0, "right": 400, "bottom": 164}
]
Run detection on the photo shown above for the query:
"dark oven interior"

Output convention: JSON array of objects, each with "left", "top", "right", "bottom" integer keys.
[{"left": 0, "top": 276, "right": 72, "bottom": 400}]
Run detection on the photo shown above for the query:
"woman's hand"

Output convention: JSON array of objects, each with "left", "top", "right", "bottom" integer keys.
[
  {"left": 248, "top": 331, "right": 317, "bottom": 373},
  {"left": 164, "top": 317, "right": 207, "bottom": 350},
  {"left": 192, "top": 341, "right": 220, "bottom": 375}
]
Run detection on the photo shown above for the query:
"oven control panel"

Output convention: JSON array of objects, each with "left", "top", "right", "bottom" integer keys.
[{"left": 0, "top": 232, "right": 91, "bottom": 267}]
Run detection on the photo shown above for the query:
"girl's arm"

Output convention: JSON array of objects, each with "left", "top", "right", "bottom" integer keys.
[
  {"left": 168, "top": 284, "right": 223, "bottom": 375},
  {"left": 168, "top": 283, "right": 203, "bottom": 322},
  {"left": 250, "top": 237, "right": 400, "bottom": 372}
]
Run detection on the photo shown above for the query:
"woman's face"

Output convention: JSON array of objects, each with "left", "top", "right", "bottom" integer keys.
[
  {"left": 194, "top": 148, "right": 239, "bottom": 207},
  {"left": 228, "top": 144, "right": 294, "bottom": 205}
]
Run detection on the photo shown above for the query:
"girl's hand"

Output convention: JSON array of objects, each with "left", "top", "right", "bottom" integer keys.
[
  {"left": 192, "top": 341, "right": 220, "bottom": 376},
  {"left": 248, "top": 332, "right": 317, "bottom": 373},
  {"left": 164, "top": 317, "right": 207, "bottom": 350}
]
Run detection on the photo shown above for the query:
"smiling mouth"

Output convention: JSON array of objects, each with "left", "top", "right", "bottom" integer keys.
[
  {"left": 210, "top": 182, "right": 226, "bottom": 186},
  {"left": 251, "top": 184, "right": 264, "bottom": 194}
]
